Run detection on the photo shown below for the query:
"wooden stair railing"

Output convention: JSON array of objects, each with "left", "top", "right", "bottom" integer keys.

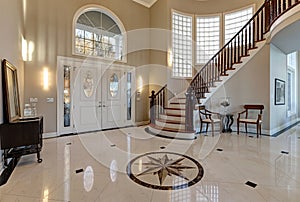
[
  {"left": 149, "top": 85, "right": 167, "bottom": 125},
  {"left": 185, "top": 0, "right": 300, "bottom": 132}
]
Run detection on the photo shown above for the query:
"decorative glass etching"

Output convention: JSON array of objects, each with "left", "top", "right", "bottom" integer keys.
[
  {"left": 64, "top": 65, "right": 71, "bottom": 127},
  {"left": 83, "top": 70, "right": 94, "bottom": 97},
  {"left": 109, "top": 73, "right": 119, "bottom": 97}
]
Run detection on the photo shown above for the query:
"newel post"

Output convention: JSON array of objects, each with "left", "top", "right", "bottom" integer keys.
[
  {"left": 185, "top": 87, "right": 195, "bottom": 131},
  {"left": 149, "top": 90, "right": 156, "bottom": 124}
]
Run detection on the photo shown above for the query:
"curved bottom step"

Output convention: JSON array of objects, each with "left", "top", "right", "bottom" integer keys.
[{"left": 147, "top": 124, "right": 196, "bottom": 140}]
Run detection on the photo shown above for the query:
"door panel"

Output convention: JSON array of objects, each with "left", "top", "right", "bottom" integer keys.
[
  {"left": 102, "top": 68, "right": 124, "bottom": 129},
  {"left": 73, "top": 66, "right": 101, "bottom": 133}
]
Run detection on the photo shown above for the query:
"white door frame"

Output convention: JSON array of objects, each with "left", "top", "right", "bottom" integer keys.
[{"left": 57, "top": 56, "right": 135, "bottom": 136}]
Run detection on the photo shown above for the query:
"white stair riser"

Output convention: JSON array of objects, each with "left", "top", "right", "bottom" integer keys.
[
  {"left": 155, "top": 120, "right": 185, "bottom": 130},
  {"left": 165, "top": 109, "right": 185, "bottom": 116},
  {"left": 169, "top": 104, "right": 185, "bottom": 109},
  {"left": 160, "top": 115, "right": 185, "bottom": 122}
]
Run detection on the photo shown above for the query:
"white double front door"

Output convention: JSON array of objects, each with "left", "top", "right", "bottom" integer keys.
[{"left": 57, "top": 57, "right": 134, "bottom": 135}]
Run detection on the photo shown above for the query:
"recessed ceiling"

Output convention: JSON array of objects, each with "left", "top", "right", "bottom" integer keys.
[
  {"left": 271, "top": 19, "right": 300, "bottom": 54},
  {"left": 132, "top": 0, "right": 158, "bottom": 8}
]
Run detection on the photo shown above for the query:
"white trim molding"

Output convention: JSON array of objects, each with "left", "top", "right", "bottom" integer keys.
[{"left": 132, "top": 0, "right": 158, "bottom": 8}]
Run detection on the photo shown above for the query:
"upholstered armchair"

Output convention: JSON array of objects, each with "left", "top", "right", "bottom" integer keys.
[
  {"left": 237, "top": 104, "right": 264, "bottom": 137},
  {"left": 198, "top": 105, "right": 221, "bottom": 136}
]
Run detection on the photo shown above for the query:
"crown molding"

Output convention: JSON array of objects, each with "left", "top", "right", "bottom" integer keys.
[{"left": 132, "top": 0, "right": 158, "bottom": 8}]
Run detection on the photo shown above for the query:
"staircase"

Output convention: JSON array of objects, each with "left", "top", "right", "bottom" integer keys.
[{"left": 148, "top": 0, "right": 300, "bottom": 139}]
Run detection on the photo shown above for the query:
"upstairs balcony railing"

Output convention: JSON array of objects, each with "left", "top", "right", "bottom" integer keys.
[{"left": 185, "top": 0, "right": 300, "bottom": 131}]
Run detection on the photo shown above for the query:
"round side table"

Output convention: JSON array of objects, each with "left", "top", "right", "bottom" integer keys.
[{"left": 221, "top": 114, "right": 234, "bottom": 133}]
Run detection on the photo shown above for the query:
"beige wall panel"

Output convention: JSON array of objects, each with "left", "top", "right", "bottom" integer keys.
[
  {"left": 23, "top": 0, "right": 150, "bottom": 132},
  {"left": 0, "top": 0, "right": 25, "bottom": 171}
]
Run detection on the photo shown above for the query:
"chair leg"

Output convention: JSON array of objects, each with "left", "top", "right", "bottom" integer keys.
[
  {"left": 237, "top": 121, "right": 240, "bottom": 135},
  {"left": 256, "top": 124, "right": 259, "bottom": 138},
  {"left": 205, "top": 123, "right": 209, "bottom": 133},
  {"left": 259, "top": 124, "right": 262, "bottom": 137},
  {"left": 245, "top": 123, "right": 248, "bottom": 133},
  {"left": 200, "top": 122, "right": 203, "bottom": 133},
  {"left": 212, "top": 123, "right": 214, "bottom": 136}
]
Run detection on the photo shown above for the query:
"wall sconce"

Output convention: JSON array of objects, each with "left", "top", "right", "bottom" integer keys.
[
  {"left": 43, "top": 68, "right": 49, "bottom": 90},
  {"left": 167, "top": 49, "right": 173, "bottom": 67},
  {"left": 22, "top": 37, "right": 34, "bottom": 61},
  {"left": 138, "top": 76, "right": 143, "bottom": 93}
]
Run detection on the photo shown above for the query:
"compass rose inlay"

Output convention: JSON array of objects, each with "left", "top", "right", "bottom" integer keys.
[{"left": 127, "top": 152, "right": 204, "bottom": 190}]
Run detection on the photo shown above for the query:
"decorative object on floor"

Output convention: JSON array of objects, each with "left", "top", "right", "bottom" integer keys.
[
  {"left": 237, "top": 104, "right": 264, "bottom": 137},
  {"left": 198, "top": 105, "right": 221, "bottom": 136},
  {"left": 275, "top": 78, "right": 285, "bottom": 105},
  {"left": 127, "top": 152, "right": 204, "bottom": 190}
]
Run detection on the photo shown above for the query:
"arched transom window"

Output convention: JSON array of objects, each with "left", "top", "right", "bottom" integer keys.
[{"left": 73, "top": 6, "right": 126, "bottom": 61}]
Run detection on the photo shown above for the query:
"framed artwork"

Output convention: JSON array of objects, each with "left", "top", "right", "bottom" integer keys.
[
  {"left": 275, "top": 78, "right": 285, "bottom": 105},
  {"left": 2, "top": 59, "right": 21, "bottom": 122}
]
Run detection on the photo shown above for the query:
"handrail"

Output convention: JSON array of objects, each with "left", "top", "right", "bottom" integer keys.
[
  {"left": 155, "top": 84, "right": 167, "bottom": 96},
  {"left": 149, "top": 85, "right": 167, "bottom": 124},
  {"left": 190, "top": 0, "right": 300, "bottom": 101},
  {"left": 186, "top": 0, "right": 300, "bottom": 131}
]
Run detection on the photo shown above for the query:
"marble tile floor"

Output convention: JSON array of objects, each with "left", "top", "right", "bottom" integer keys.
[{"left": 0, "top": 124, "right": 300, "bottom": 202}]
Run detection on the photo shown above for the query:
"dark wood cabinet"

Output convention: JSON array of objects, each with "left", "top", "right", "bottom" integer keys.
[{"left": 0, "top": 116, "right": 43, "bottom": 165}]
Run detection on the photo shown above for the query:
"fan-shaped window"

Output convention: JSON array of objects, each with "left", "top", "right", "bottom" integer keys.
[{"left": 73, "top": 6, "right": 126, "bottom": 61}]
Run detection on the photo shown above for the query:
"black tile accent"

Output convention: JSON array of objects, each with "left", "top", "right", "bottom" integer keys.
[
  {"left": 249, "top": 136, "right": 254, "bottom": 138},
  {"left": 75, "top": 168, "right": 84, "bottom": 174},
  {"left": 281, "top": 151, "right": 289, "bottom": 154},
  {"left": 110, "top": 144, "right": 116, "bottom": 147},
  {"left": 245, "top": 181, "right": 257, "bottom": 188},
  {"left": 216, "top": 148, "right": 223, "bottom": 151},
  {"left": 160, "top": 146, "right": 166, "bottom": 149},
  {"left": 66, "top": 143, "right": 72, "bottom": 145}
]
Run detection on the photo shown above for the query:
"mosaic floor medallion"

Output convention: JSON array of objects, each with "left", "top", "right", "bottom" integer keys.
[{"left": 126, "top": 152, "right": 204, "bottom": 190}]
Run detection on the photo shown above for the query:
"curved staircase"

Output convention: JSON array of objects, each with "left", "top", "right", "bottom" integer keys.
[
  {"left": 148, "top": 0, "right": 300, "bottom": 140},
  {"left": 148, "top": 93, "right": 196, "bottom": 140}
]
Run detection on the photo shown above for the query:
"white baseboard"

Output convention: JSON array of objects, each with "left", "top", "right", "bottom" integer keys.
[
  {"left": 269, "top": 119, "right": 300, "bottom": 136},
  {"left": 43, "top": 132, "right": 58, "bottom": 139}
]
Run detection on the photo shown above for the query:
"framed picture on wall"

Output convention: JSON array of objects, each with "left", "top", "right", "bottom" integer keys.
[{"left": 275, "top": 78, "right": 285, "bottom": 105}]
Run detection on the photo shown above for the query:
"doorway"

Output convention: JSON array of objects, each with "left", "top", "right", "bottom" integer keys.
[{"left": 57, "top": 56, "right": 135, "bottom": 135}]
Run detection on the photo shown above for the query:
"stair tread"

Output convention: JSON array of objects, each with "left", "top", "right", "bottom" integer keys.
[
  {"left": 165, "top": 113, "right": 185, "bottom": 117},
  {"left": 149, "top": 124, "right": 194, "bottom": 133},
  {"left": 170, "top": 102, "right": 185, "bottom": 104},
  {"left": 165, "top": 107, "right": 185, "bottom": 110}
]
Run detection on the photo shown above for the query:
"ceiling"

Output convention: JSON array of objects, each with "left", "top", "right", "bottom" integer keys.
[
  {"left": 132, "top": 0, "right": 210, "bottom": 7},
  {"left": 271, "top": 19, "right": 300, "bottom": 54}
]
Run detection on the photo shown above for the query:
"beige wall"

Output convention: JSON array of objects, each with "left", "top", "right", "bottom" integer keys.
[
  {"left": 0, "top": 0, "right": 25, "bottom": 170},
  {"left": 206, "top": 44, "right": 271, "bottom": 132},
  {"left": 149, "top": 0, "right": 265, "bottom": 99},
  {"left": 23, "top": 0, "right": 150, "bottom": 132}
]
